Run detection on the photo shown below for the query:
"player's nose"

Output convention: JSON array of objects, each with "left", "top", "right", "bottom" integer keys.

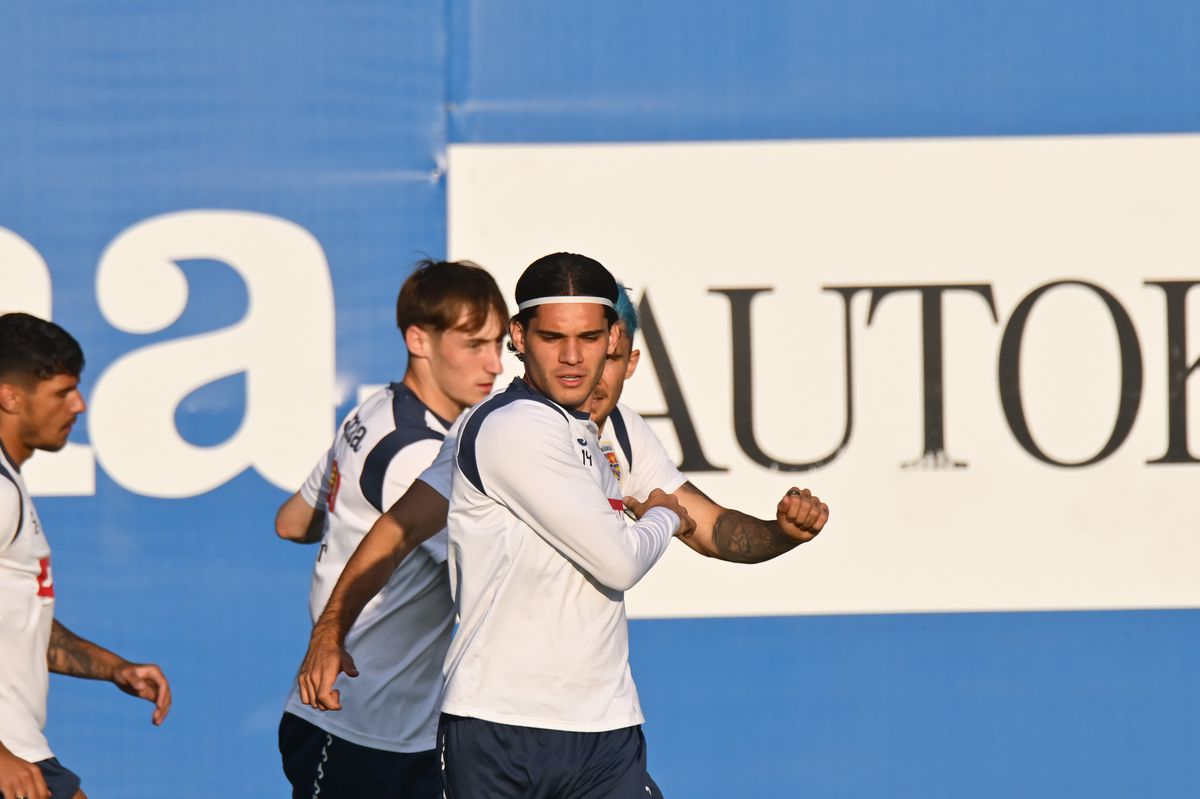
[
  {"left": 484, "top": 348, "right": 503, "bottom": 375},
  {"left": 560, "top": 338, "right": 583, "bottom": 364}
]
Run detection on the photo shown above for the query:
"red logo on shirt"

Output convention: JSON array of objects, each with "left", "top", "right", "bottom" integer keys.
[
  {"left": 37, "top": 557, "right": 54, "bottom": 598},
  {"left": 327, "top": 460, "right": 342, "bottom": 512}
]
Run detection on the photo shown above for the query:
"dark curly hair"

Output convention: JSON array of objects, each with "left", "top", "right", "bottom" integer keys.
[{"left": 0, "top": 313, "right": 85, "bottom": 385}]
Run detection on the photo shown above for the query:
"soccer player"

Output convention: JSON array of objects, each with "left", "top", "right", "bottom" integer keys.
[
  {"left": 274, "top": 260, "right": 507, "bottom": 799},
  {"left": 0, "top": 313, "right": 171, "bottom": 799},
  {"left": 434, "top": 252, "right": 690, "bottom": 797}
]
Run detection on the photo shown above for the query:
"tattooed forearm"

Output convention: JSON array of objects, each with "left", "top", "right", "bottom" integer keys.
[
  {"left": 48, "top": 620, "right": 117, "bottom": 680},
  {"left": 711, "top": 510, "right": 801, "bottom": 564}
]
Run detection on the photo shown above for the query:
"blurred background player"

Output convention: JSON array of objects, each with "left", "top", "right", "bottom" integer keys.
[
  {"left": 273, "top": 260, "right": 507, "bottom": 799},
  {"left": 0, "top": 313, "right": 171, "bottom": 799},
  {"left": 593, "top": 285, "right": 828, "bottom": 563}
]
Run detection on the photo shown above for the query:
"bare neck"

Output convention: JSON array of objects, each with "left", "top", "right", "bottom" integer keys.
[
  {"left": 402, "top": 368, "right": 466, "bottom": 423},
  {"left": 0, "top": 424, "right": 30, "bottom": 469}
]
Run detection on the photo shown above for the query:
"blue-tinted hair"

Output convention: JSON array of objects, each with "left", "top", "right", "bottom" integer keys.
[{"left": 614, "top": 281, "right": 639, "bottom": 340}]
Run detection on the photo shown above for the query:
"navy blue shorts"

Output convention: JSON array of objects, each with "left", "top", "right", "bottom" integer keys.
[
  {"left": 33, "top": 757, "right": 81, "bottom": 799},
  {"left": 278, "top": 712, "right": 440, "bottom": 799},
  {"left": 438, "top": 713, "right": 663, "bottom": 798}
]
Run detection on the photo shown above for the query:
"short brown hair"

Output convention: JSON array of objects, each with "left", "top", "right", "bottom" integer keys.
[{"left": 396, "top": 259, "right": 508, "bottom": 335}]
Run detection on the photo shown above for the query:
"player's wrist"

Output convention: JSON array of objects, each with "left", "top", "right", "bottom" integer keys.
[
  {"left": 641, "top": 505, "right": 681, "bottom": 532},
  {"left": 107, "top": 657, "right": 134, "bottom": 684},
  {"left": 312, "top": 616, "right": 348, "bottom": 647}
]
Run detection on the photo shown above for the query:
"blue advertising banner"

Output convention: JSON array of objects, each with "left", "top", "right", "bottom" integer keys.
[
  {"left": 3, "top": 3, "right": 448, "bottom": 796},
  {"left": 2, "top": 2, "right": 1199, "bottom": 796}
]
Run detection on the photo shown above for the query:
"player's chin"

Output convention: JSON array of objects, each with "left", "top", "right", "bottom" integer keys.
[
  {"left": 548, "top": 386, "right": 591, "bottom": 408},
  {"left": 39, "top": 436, "right": 70, "bottom": 452}
]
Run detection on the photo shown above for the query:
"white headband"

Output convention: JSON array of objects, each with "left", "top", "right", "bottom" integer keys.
[{"left": 517, "top": 295, "right": 615, "bottom": 311}]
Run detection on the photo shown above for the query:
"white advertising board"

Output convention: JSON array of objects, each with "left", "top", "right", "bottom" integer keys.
[{"left": 448, "top": 135, "right": 1200, "bottom": 618}]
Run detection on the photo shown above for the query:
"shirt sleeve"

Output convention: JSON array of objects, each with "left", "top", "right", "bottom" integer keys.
[
  {"left": 298, "top": 450, "right": 332, "bottom": 509},
  {"left": 380, "top": 438, "right": 443, "bottom": 511},
  {"left": 416, "top": 421, "right": 460, "bottom": 500},
  {"left": 0, "top": 479, "right": 21, "bottom": 553},
  {"left": 473, "top": 402, "right": 679, "bottom": 592},
  {"left": 619, "top": 405, "right": 687, "bottom": 502}
]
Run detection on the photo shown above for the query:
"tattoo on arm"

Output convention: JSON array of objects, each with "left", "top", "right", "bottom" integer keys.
[
  {"left": 48, "top": 620, "right": 116, "bottom": 680},
  {"left": 711, "top": 510, "right": 800, "bottom": 564}
]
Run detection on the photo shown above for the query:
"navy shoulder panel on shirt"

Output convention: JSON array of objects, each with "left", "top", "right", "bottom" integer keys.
[
  {"left": 457, "top": 378, "right": 578, "bottom": 495},
  {"left": 608, "top": 407, "right": 633, "bottom": 471},
  {"left": 359, "top": 384, "right": 446, "bottom": 513}
]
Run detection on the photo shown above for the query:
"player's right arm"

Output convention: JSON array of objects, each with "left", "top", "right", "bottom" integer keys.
[
  {"left": 275, "top": 491, "right": 324, "bottom": 544},
  {"left": 475, "top": 404, "right": 694, "bottom": 592},
  {"left": 617, "top": 406, "right": 829, "bottom": 562},
  {"left": 275, "top": 450, "right": 335, "bottom": 544},
  {"left": 296, "top": 479, "right": 448, "bottom": 712},
  {"left": 670, "top": 482, "right": 828, "bottom": 562},
  {"left": 0, "top": 739, "right": 50, "bottom": 799}
]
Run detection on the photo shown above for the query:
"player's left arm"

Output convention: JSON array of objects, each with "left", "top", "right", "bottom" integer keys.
[
  {"left": 670, "top": 482, "right": 829, "bottom": 563},
  {"left": 617, "top": 408, "right": 828, "bottom": 562},
  {"left": 48, "top": 620, "right": 171, "bottom": 725}
]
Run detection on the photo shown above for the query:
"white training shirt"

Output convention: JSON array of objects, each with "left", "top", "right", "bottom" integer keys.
[
  {"left": 283, "top": 383, "right": 456, "bottom": 753},
  {"left": 0, "top": 441, "right": 55, "bottom": 763},
  {"left": 436, "top": 378, "right": 681, "bottom": 732}
]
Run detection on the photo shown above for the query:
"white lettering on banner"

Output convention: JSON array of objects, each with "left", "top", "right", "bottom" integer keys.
[
  {"left": 90, "top": 211, "right": 336, "bottom": 498},
  {"left": 447, "top": 134, "right": 1200, "bottom": 619},
  {"left": 0, "top": 227, "right": 97, "bottom": 496},
  {"left": 0, "top": 227, "right": 52, "bottom": 319}
]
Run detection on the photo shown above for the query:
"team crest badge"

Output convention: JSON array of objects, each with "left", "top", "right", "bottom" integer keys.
[{"left": 600, "top": 442, "right": 622, "bottom": 484}]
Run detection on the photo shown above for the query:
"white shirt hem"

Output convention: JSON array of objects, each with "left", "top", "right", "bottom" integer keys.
[
  {"left": 439, "top": 703, "right": 645, "bottom": 733},
  {"left": 283, "top": 700, "right": 436, "bottom": 754}
]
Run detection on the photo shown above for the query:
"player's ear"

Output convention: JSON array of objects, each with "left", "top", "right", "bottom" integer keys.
[
  {"left": 509, "top": 317, "right": 527, "bottom": 356},
  {"left": 405, "top": 324, "right": 433, "bottom": 359},
  {"left": 606, "top": 323, "right": 620, "bottom": 355},
  {"left": 625, "top": 348, "right": 640, "bottom": 380},
  {"left": 0, "top": 381, "right": 21, "bottom": 415}
]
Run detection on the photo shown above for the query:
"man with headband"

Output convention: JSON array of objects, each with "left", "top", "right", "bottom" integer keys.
[
  {"left": 297, "top": 254, "right": 829, "bottom": 796},
  {"left": 433, "top": 252, "right": 690, "bottom": 796}
]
